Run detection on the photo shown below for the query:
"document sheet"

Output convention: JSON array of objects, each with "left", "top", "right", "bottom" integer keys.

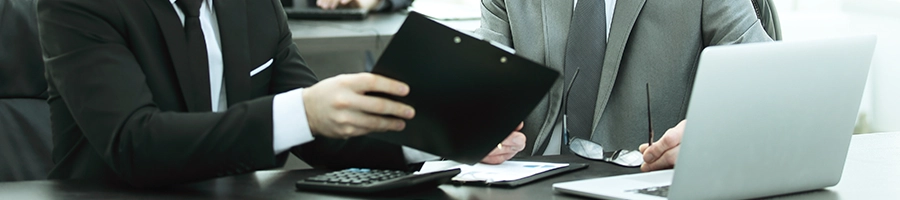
[{"left": 416, "top": 161, "right": 569, "bottom": 183}]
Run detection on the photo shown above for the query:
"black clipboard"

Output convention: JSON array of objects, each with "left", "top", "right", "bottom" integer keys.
[
  {"left": 366, "top": 11, "right": 560, "bottom": 165},
  {"left": 452, "top": 163, "right": 588, "bottom": 187}
]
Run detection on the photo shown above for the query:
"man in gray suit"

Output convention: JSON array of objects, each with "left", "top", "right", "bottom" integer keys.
[{"left": 476, "top": 0, "right": 772, "bottom": 171}]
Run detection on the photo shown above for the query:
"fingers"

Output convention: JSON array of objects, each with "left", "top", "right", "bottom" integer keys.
[
  {"left": 642, "top": 120, "right": 686, "bottom": 164},
  {"left": 481, "top": 153, "right": 515, "bottom": 165},
  {"left": 320, "top": 113, "right": 406, "bottom": 138},
  {"left": 332, "top": 94, "right": 412, "bottom": 131},
  {"left": 481, "top": 147, "right": 518, "bottom": 164},
  {"left": 344, "top": 73, "right": 410, "bottom": 97},
  {"left": 500, "top": 131, "right": 526, "bottom": 151},
  {"left": 351, "top": 95, "right": 415, "bottom": 119},
  {"left": 642, "top": 133, "right": 676, "bottom": 164},
  {"left": 350, "top": 113, "right": 406, "bottom": 132},
  {"left": 303, "top": 73, "right": 416, "bottom": 139},
  {"left": 494, "top": 142, "right": 521, "bottom": 155},
  {"left": 638, "top": 143, "right": 649, "bottom": 153},
  {"left": 480, "top": 131, "right": 527, "bottom": 164},
  {"left": 317, "top": 0, "right": 339, "bottom": 9},
  {"left": 499, "top": 123, "right": 526, "bottom": 152},
  {"left": 641, "top": 146, "right": 679, "bottom": 172},
  {"left": 319, "top": 114, "right": 404, "bottom": 139}
]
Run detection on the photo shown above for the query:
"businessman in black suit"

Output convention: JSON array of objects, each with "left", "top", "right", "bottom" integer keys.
[{"left": 37, "top": 0, "right": 523, "bottom": 187}]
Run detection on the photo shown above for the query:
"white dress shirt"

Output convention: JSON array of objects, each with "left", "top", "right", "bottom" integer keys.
[
  {"left": 168, "top": 0, "right": 436, "bottom": 161},
  {"left": 544, "top": 0, "right": 617, "bottom": 155}
]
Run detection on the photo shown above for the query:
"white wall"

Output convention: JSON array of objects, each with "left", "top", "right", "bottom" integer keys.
[{"left": 773, "top": 0, "right": 900, "bottom": 133}]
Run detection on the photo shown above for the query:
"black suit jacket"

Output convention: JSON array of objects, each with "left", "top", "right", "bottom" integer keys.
[
  {"left": 38, "top": 0, "right": 406, "bottom": 187},
  {"left": 1, "top": 0, "right": 47, "bottom": 99}
]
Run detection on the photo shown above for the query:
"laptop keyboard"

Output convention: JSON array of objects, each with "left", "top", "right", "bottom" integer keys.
[{"left": 627, "top": 185, "right": 670, "bottom": 197}]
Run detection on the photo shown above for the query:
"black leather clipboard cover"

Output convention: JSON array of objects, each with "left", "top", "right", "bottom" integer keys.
[
  {"left": 366, "top": 11, "right": 559, "bottom": 165},
  {"left": 454, "top": 163, "right": 588, "bottom": 188}
]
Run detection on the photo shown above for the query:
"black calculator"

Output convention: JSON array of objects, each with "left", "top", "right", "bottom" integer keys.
[{"left": 295, "top": 168, "right": 461, "bottom": 194}]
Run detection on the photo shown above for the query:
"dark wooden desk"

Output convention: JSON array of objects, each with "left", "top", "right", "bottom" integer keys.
[{"left": 1, "top": 133, "right": 896, "bottom": 199}]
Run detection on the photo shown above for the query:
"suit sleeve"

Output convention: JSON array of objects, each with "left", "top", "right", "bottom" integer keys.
[
  {"left": 267, "top": 0, "right": 318, "bottom": 94},
  {"left": 474, "top": 0, "right": 513, "bottom": 47},
  {"left": 701, "top": 0, "right": 773, "bottom": 46},
  {"left": 38, "top": 0, "right": 282, "bottom": 187},
  {"left": 267, "top": 0, "right": 408, "bottom": 170}
]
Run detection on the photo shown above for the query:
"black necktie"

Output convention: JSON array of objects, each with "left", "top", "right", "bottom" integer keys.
[
  {"left": 175, "top": 0, "right": 212, "bottom": 112},
  {"left": 563, "top": 0, "right": 606, "bottom": 148}
]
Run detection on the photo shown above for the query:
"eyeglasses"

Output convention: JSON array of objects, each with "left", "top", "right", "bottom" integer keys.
[{"left": 561, "top": 68, "right": 650, "bottom": 167}]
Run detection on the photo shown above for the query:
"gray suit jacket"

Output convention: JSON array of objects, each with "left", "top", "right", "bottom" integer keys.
[{"left": 476, "top": 0, "right": 773, "bottom": 155}]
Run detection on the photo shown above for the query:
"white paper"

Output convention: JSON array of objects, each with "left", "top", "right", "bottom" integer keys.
[{"left": 416, "top": 160, "right": 569, "bottom": 183}]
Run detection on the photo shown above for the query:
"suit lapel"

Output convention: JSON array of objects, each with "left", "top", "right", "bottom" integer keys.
[
  {"left": 532, "top": 0, "right": 575, "bottom": 155},
  {"left": 214, "top": 0, "right": 251, "bottom": 106},
  {"left": 590, "top": 0, "right": 646, "bottom": 133},
  {"left": 145, "top": 0, "right": 210, "bottom": 111}
]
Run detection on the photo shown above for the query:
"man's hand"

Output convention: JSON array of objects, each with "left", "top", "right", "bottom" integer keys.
[
  {"left": 639, "top": 120, "right": 686, "bottom": 172},
  {"left": 481, "top": 122, "right": 527, "bottom": 164},
  {"left": 303, "top": 73, "right": 415, "bottom": 139},
  {"left": 316, "top": 0, "right": 381, "bottom": 10}
]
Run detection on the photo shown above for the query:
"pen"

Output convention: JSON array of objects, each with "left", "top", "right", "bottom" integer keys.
[{"left": 646, "top": 83, "right": 653, "bottom": 146}]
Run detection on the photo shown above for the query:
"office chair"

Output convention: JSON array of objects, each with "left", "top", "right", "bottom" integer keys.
[
  {"left": 751, "top": 0, "right": 782, "bottom": 41},
  {"left": 0, "top": 0, "right": 54, "bottom": 182}
]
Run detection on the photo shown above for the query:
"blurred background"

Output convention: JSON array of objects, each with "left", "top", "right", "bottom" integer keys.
[{"left": 770, "top": 0, "right": 900, "bottom": 133}]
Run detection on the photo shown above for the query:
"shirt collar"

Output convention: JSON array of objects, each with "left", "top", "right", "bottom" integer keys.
[{"left": 169, "top": 0, "right": 213, "bottom": 10}]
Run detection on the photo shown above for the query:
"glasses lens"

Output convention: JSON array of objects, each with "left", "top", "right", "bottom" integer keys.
[
  {"left": 609, "top": 149, "right": 644, "bottom": 167},
  {"left": 569, "top": 137, "right": 605, "bottom": 159},
  {"left": 568, "top": 138, "right": 644, "bottom": 167}
]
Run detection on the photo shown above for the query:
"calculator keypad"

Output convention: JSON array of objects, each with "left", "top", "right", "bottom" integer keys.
[{"left": 303, "top": 168, "right": 409, "bottom": 185}]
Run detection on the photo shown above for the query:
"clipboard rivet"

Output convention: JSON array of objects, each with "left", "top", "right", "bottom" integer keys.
[
  {"left": 500, "top": 56, "right": 507, "bottom": 63},
  {"left": 454, "top": 36, "right": 461, "bottom": 44}
]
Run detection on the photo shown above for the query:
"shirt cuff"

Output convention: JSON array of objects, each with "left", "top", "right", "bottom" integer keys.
[
  {"left": 272, "top": 88, "right": 315, "bottom": 154},
  {"left": 402, "top": 146, "right": 441, "bottom": 163}
]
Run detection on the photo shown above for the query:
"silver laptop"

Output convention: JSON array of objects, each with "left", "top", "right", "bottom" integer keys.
[{"left": 553, "top": 35, "right": 877, "bottom": 200}]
